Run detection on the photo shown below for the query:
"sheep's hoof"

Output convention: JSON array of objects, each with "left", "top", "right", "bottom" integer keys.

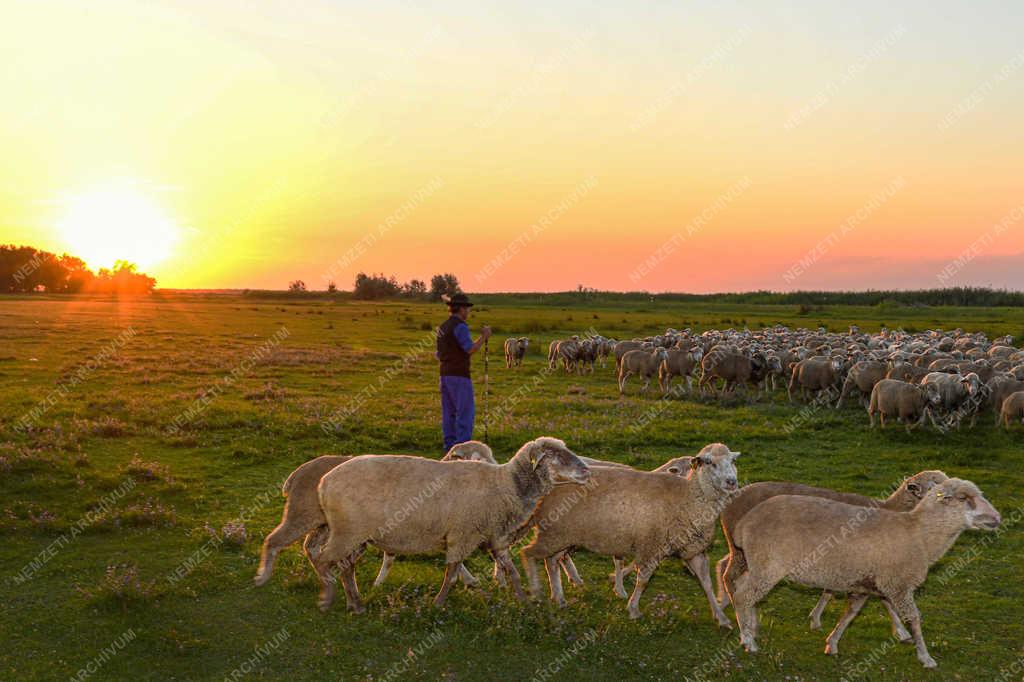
[
  {"left": 715, "top": 617, "right": 733, "bottom": 630},
  {"left": 824, "top": 641, "right": 838, "bottom": 656},
  {"left": 318, "top": 601, "right": 332, "bottom": 613},
  {"left": 253, "top": 572, "right": 270, "bottom": 587},
  {"left": 555, "top": 599, "right": 567, "bottom": 609},
  {"left": 613, "top": 588, "right": 628, "bottom": 599},
  {"left": 809, "top": 618, "right": 822, "bottom": 631},
  {"left": 895, "top": 628, "right": 913, "bottom": 644},
  {"left": 919, "top": 655, "right": 937, "bottom": 669},
  {"left": 628, "top": 609, "right": 641, "bottom": 620}
]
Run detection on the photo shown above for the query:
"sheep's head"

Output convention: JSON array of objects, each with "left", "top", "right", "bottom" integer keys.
[
  {"left": 922, "top": 382, "right": 944, "bottom": 406},
  {"left": 891, "top": 470, "right": 949, "bottom": 510},
  {"left": 443, "top": 440, "right": 497, "bottom": 464},
  {"left": 689, "top": 443, "right": 740, "bottom": 493},
  {"left": 928, "top": 479, "right": 1001, "bottom": 531},
  {"left": 657, "top": 456, "right": 692, "bottom": 476},
  {"left": 690, "top": 346, "right": 705, "bottom": 363},
  {"left": 524, "top": 437, "right": 591, "bottom": 486},
  {"left": 519, "top": 337, "right": 529, "bottom": 349},
  {"left": 961, "top": 372, "right": 982, "bottom": 395}
]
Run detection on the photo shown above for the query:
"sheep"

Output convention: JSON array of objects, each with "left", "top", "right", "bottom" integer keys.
[
  {"left": 613, "top": 340, "right": 643, "bottom": 370},
  {"left": 1000, "top": 390, "right": 1024, "bottom": 429},
  {"left": 725, "top": 478, "right": 1001, "bottom": 668},
  {"left": 253, "top": 440, "right": 496, "bottom": 589},
  {"left": 714, "top": 471, "right": 948, "bottom": 645},
  {"left": 547, "top": 340, "right": 559, "bottom": 369},
  {"left": 886, "top": 363, "right": 931, "bottom": 384},
  {"left": 555, "top": 338, "right": 580, "bottom": 373},
  {"left": 504, "top": 337, "right": 529, "bottom": 368},
  {"left": 788, "top": 357, "right": 843, "bottom": 403},
  {"left": 521, "top": 443, "right": 740, "bottom": 626},
  {"left": 699, "top": 346, "right": 755, "bottom": 397},
  {"left": 920, "top": 371, "right": 982, "bottom": 428},
  {"left": 658, "top": 345, "right": 704, "bottom": 395},
  {"left": 618, "top": 347, "right": 669, "bottom": 394},
  {"left": 971, "top": 375, "right": 1024, "bottom": 426},
  {"left": 868, "top": 379, "right": 939, "bottom": 432},
  {"left": 835, "top": 360, "right": 888, "bottom": 409},
  {"left": 312, "top": 437, "right": 590, "bottom": 612}
]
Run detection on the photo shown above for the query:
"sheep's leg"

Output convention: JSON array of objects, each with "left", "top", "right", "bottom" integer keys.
[
  {"left": 457, "top": 563, "right": 480, "bottom": 587},
  {"left": 433, "top": 562, "right": 461, "bottom": 607},
  {"left": 494, "top": 548, "right": 526, "bottom": 601},
  {"left": 882, "top": 597, "right": 912, "bottom": 642},
  {"left": 715, "top": 555, "right": 730, "bottom": 608},
  {"left": 731, "top": 571, "right": 776, "bottom": 653},
  {"left": 891, "top": 592, "right": 936, "bottom": 668},
  {"left": 685, "top": 553, "right": 732, "bottom": 628},
  {"left": 544, "top": 556, "right": 566, "bottom": 607},
  {"left": 824, "top": 593, "right": 868, "bottom": 655},
  {"left": 626, "top": 559, "right": 658, "bottom": 620},
  {"left": 373, "top": 553, "right": 394, "bottom": 587},
  {"left": 492, "top": 557, "right": 508, "bottom": 586},
  {"left": 808, "top": 591, "right": 832, "bottom": 630},
  {"left": 255, "top": 519, "right": 310, "bottom": 586},
  {"left": 520, "top": 547, "right": 544, "bottom": 599},
  {"left": 559, "top": 553, "right": 584, "bottom": 587},
  {"left": 610, "top": 558, "right": 629, "bottom": 598},
  {"left": 311, "top": 533, "right": 356, "bottom": 612},
  {"left": 336, "top": 548, "right": 366, "bottom": 614}
]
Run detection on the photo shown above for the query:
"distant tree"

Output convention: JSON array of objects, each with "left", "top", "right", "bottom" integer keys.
[
  {"left": 429, "top": 273, "right": 460, "bottom": 301},
  {"left": 353, "top": 272, "right": 401, "bottom": 300},
  {"left": 326, "top": 281, "right": 338, "bottom": 294},
  {"left": 288, "top": 280, "right": 307, "bottom": 293},
  {"left": 403, "top": 278, "right": 427, "bottom": 298},
  {"left": 89, "top": 261, "right": 156, "bottom": 294}
]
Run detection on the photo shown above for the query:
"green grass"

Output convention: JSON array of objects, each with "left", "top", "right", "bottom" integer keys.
[{"left": 1, "top": 293, "right": 1022, "bottom": 680}]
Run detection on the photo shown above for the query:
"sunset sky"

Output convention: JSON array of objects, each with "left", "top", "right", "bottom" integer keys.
[{"left": 2, "top": 0, "right": 1022, "bottom": 292}]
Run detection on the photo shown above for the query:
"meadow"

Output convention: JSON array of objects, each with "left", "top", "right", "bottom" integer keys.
[{"left": 1, "top": 293, "right": 1022, "bottom": 681}]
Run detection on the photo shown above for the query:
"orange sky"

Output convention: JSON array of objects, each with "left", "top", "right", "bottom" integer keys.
[{"left": 2, "top": 1, "right": 1023, "bottom": 292}]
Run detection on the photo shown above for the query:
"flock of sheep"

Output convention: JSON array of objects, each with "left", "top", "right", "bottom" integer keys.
[
  {"left": 254, "top": 438, "right": 1000, "bottom": 670},
  {"left": 524, "top": 326, "right": 1024, "bottom": 431}
]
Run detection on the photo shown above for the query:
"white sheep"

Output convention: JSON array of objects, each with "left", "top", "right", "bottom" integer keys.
[
  {"left": 521, "top": 443, "right": 739, "bottom": 626},
  {"left": 312, "top": 437, "right": 591, "bottom": 612},
  {"left": 725, "top": 478, "right": 1001, "bottom": 668}
]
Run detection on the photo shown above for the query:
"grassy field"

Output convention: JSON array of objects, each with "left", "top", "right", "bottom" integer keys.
[{"left": 1, "top": 293, "right": 1022, "bottom": 681}]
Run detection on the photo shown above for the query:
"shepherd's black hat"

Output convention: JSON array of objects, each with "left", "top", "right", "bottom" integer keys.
[{"left": 446, "top": 293, "right": 474, "bottom": 308}]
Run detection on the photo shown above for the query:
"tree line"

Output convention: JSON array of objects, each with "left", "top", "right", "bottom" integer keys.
[{"left": 1, "top": 245, "right": 156, "bottom": 294}]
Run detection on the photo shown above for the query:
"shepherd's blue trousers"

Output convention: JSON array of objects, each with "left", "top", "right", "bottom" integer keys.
[{"left": 440, "top": 375, "right": 475, "bottom": 451}]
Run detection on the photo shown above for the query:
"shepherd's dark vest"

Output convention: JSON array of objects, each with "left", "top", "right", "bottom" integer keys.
[{"left": 437, "top": 315, "right": 471, "bottom": 377}]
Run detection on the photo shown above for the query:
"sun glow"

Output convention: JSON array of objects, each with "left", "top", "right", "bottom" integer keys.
[{"left": 56, "top": 181, "right": 180, "bottom": 270}]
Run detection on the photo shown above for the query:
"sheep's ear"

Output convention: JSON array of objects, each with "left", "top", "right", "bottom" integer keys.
[
  {"left": 906, "top": 481, "right": 923, "bottom": 498},
  {"left": 728, "top": 450, "right": 741, "bottom": 460},
  {"left": 667, "top": 465, "right": 682, "bottom": 475},
  {"left": 530, "top": 447, "right": 548, "bottom": 470}
]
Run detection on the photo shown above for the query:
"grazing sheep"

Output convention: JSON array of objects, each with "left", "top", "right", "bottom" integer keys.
[
  {"left": 835, "top": 360, "right": 888, "bottom": 409},
  {"left": 726, "top": 478, "right": 1001, "bottom": 668},
  {"left": 313, "top": 437, "right": 590, "bottom": 612},
  {"left": 504, "top": 337, "right": 529, "bottom": 368},
  {"left": 253, "top": 441, "right": 496, "bottom": 589},
  {"left": 618, "top": 347, "right": 669, "bottom": 394},
  {"left": 715, "top": 471, "right": 948, "bottom": 644},
  {"left": 659, "top": 345, "right": 704, "bottom": 395},
  {"left": 1000, "top": 390, "right": 1024, "bottom": 429},
  {"left": 521, "top": 444, "right": 740, "bottom": 626},
  {"left": 555, "top": 338, "right": 580, "bottom": 373},
  {"left": 868, "top": 379, "right": 938, "bottom": 431},
  {"left": 971, "top": 375, "right": 1024, "bottom": 426}
]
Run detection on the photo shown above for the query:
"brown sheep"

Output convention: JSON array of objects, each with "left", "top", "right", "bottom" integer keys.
[
  {"left": 658, "top": 345, "right": 704, "bottom": 395},
  {"left": 835, "top": 360, "right": 888, "bottom": 408},
  {"left": 1000, "top": 390, "right": 1024, "bottom": 429},
  {"left": 788, "top": 357, "right": 843, "bottom": 403},
  {"left": 867, "top": 379, "right": 939, "bottom": 431},
  {"left": 699, "top": 346, "right": 754, "bottom": 397},
  {"left": 504, "top": 337, "right": 529, "bottom": 368},
  {"left": 618, "top": 347, "right": 669, "bottom": 394}
]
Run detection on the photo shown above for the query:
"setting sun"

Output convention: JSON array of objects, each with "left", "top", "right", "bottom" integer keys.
[{"left": 55, "top": 181, "right": 180, "bottom": 270}]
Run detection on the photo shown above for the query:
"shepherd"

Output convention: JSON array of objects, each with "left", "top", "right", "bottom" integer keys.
[{"left": 436, "top": 293, "right": 491, "bottom": 451}]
